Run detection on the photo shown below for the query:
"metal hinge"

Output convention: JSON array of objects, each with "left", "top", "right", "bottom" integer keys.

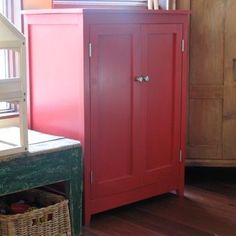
[
  {"left": 181, "top": 39, "right": 185, "bottom": 52},
  {"left": 90, "top": 170, "right": 93, "bottom": 184},
  {"left": 89, "top": 43, "right": 92, "bottom": 57},
  {"left": 179, "top": 149, "right": 183, "bottom": 162}
]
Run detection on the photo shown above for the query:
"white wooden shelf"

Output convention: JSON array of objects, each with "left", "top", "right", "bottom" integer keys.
[{"left": 0, "top": 13, "right": 28, "bottom": 157}]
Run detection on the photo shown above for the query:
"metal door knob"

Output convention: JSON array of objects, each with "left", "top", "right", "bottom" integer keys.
[
  {"left": 135, "top": 76, "right": 143, "bottom": 83},
  {"left": 143, "top": 75, "right": 150, "bottom": 82}
]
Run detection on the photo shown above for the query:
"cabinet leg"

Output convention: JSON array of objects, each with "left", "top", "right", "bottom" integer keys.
[
  {"left": 84, "top": 212, "right": 92, "bottom": 226},
  {"left": 176, "top": 187, "right": 184, "bottom": 197},
  {"left": 176, "top": 161, "right": 185, "bottom": 197}
]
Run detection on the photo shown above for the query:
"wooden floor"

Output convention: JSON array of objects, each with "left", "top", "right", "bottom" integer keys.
[{"left": 82, "top": 167, "right": 236, "bottom": 236}]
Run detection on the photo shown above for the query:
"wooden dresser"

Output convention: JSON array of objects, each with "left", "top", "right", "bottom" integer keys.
[{"left": 187, "top": 0, "right": 236, "bottom": 167}]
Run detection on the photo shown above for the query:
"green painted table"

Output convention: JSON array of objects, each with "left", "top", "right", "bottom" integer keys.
[{"left": 0, "top": 130, "right": 82, "bottom": 236}]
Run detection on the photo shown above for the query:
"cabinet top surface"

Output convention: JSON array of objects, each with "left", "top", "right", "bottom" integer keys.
[{"left": 22, "top": 8, "right": 190, "bottom": 16}]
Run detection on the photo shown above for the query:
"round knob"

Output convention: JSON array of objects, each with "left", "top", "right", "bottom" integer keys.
[
  {"left": 143, "top": 75, "right": 150, "bottom": 82},
  {"left": 135, "top": 76, "right": 143, "bottom": 83}
]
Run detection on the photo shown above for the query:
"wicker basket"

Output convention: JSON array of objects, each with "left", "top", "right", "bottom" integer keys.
[{"left": 0, "top": 189, "right": 71, "bottom": 236}]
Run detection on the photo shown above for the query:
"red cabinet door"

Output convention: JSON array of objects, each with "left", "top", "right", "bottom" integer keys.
[
  {"left": 90, "top": 25, "right": 143, "bottom": 198},
  {"left": 90, "top": 23, "right": 183, "bottom": 199},
  {"left": 141, "top": 24, "right": 183, "bottom": 187}
]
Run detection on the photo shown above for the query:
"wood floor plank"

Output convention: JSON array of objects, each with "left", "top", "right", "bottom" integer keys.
[
  {"left": 82, "top": 168, "right": 236, "bottom": 236},
  {"left": 136, "top": 190, "right": 236, "bottom": 235},
  {"left": 82, "top": 227, "right": 109, "bottom": 236},
  {"left": 112, "top": 206, "right": 211, "bottom": 236},
  {"left": 189, "top": 180, "right": 236, "bottom": 199},
  {"left": 85, "top": 213, "right": 163, "bottom": 236},
  {"left": 184, "top": 185, "right": 236, "bottom": 219}
]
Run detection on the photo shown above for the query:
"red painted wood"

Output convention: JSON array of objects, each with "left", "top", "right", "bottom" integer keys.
[
  {"left": 141, "top": 24, "right": 182, "bottom": 187},
  {"left": 25, "top": 13, "right": 85, "bottom": 141},
  {"left": 179, "top": 14, "right": 190, "bottom": 196},
  {"left": 53, "top": 2, "right": 145, "bottom": 9},
  {"left": 23, "top": 9, "right": 190, "bottom": 225},
  {"left": 90, "top": 25, "right": 143, "bottom": 199}
]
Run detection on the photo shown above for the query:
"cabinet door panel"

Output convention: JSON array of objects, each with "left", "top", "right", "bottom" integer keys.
[
  {"left": 141, "top": 24, "right": 182, "bottom": 186},
  {"left": 90, "top": 25, "right": 142, "bottom": 198},
  {"left": 187, "top": 0, "right": 224, "bottom": 165}
]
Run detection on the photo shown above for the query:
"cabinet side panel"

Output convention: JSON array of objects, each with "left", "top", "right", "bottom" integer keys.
[
  {"left": 26, "top": 14, "right": 84, "bottom": 140},
  {"left": 188, "top": 99, "right": 222, "bottom": 159}
]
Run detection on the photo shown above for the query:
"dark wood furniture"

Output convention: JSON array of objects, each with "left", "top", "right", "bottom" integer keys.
[
  {"left": 187, "top": 0, "right": 236, "bottom": 166},
  {"left": 24, "top": 9, "right": 189, "bottom": 224},
  {"left": 0, "top": 130, "right": 82, "bottom": 236}
]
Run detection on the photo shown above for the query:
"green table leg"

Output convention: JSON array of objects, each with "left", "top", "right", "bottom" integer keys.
[{"left": 66, "top": 147, "right": 83, "bottom": 236}]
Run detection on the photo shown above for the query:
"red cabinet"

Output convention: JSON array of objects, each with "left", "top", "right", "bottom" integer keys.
[{"left": 24, "top": 9, "right": 189, "bottom": 224}]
